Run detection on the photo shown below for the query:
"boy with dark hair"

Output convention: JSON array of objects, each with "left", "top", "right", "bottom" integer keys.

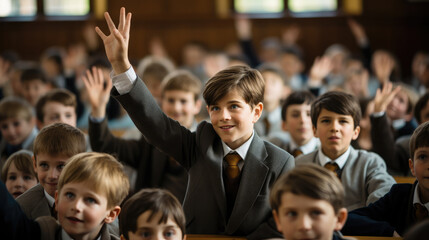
[
  {"left": 270, "top": 164, "right": 350, "bottom": 240},
  {"left": 95, "top": 8, "right": 294, "bottom": 239},
  {"left": 296, "top": 91, "right": 395, "bottom": 211},
  {"left": 269, "top": 91, "right": 319, "bottom": 158},
  {"left": 16, "top": 123, "right": 86, "bottom": 220},
  {"left": 120, "top": 188, "right": 186, "bottom": 240},
  {"left": 342, "top": 121, "right": 429, "bottom": 237},
  {"left": 20, "top": 67, "right": 54, "bottom": 106}
]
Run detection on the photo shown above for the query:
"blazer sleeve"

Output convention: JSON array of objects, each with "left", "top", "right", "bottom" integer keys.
[
  {"left": 364, "top": 152, "right": 396, "bottom": 205},
  {"left": 112, "top": 78, "right": 197, "bottom": 169},
  {"left": 88, "top": 117, "right": 149, "bottom": 168},
  {"left": 0, "top": 181, "right": 41, "bottom": 240}
]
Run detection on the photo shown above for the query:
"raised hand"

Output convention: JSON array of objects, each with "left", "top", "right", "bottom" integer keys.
[
  {"left": 348, "top": 18, "right": 368, "bottom": 46},
  {"left": 373, "top": 82, "right": 401, "bottom": 113},
  {"left": 372, "top": 50, "right": 394, "bottom": 84},
  {"left": 235, "top": 16, "right": 252, "bottom": 40},
  {"left": 308, "top": 56, "right": 333, "bottom": 86},
  {"left": 0, "top": 58, "right": 11, "bottom": 87},
  {"left": 95, "top": 7, "right": 132, "bottom": 74},
  {"left": 82, "top": 66, "right": 112, "bottom": 118}
]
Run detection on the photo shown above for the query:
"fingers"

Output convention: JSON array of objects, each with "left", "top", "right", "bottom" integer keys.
[
  {"left": 104, "top": 11, "right": 117, "bottom": 34},
  {"left": 124, "top": 12, "right": 132, "bottom": 39},
  {"left": 118, "top": 7, "right": 125, "bottom": 32},
  {"left": 95, "top": 27, "right": 107, "bottom": 41}
]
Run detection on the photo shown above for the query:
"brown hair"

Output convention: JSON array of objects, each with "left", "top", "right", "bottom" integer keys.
[
  {"left": 33, "top": 122, "right": 85, "bottom": 159},
  {"left": 161, "top": 70, "right": 202, "bottom": 102},
  {"left": 1, "top": 150, "right": 36, "bottom": 183},
  {"left": 270, "top": 164, "right": 344, "bottom": 213},
  {"left": 281, "top": 91, "right": 316, "bottom": 121},
  {"left": 0, "top": 96, "right": 34, "bottom": 122},
  {"left": 311, "top": 91, "right": 361, "bottom": 129},
  {"left": 203, "top": 65, "right": 264, "bottom": 108},
  {"left": 35, "top": 89, "right": 77, "bottom": 123},
  {"left": 409, "top": 121, "right": 429, "bottom": 162},
  {"left": 394, "top": 83, "right": 419, "bottom": 115},
  {"left": 137, "top": 56, "right": 175, "bottom": 86},
  {"left": 58, "top": 152, "right": 129, "bottom": 208},
  {"left": 120, "top": 189, "right": 186, "bottom": 239}
]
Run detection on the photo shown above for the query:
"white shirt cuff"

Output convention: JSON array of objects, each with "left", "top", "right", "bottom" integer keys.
[{"left": 111, "top": 67, "right": 137, "bottom": 95}]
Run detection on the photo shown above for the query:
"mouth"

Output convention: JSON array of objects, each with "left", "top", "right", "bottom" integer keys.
[
  {"left": 66, "top": 217, "right": 84, "bottom": 223},
  {"left": 328, "top": 136, "right": 340, "bottom": 140},
  {"left": 220, "top": 125, "right": 234, "bottom": 130},
  {"left": 12, "top": 192, "right": 23, "bottom": 198}
]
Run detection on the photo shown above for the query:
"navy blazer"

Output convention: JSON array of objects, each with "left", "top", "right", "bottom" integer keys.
[{"left": 342, "top": 182, "right": 419, "bottom": 236}]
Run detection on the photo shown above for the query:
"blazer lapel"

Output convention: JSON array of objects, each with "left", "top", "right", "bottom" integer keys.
[{"left": 226, "top": 135, "right": 269, "bottom": 233}]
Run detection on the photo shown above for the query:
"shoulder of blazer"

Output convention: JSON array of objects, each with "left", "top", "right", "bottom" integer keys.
[{"left": 16, "top": 184, "right": 45, "bottom": 206}]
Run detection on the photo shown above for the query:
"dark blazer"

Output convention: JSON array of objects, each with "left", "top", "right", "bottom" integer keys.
[
  {"left": 0, "top": 180, "right": 41, "bottom": 240},
  {"left": 112, "top": 78, "right": 295, "bottom": 239},
  {"left": 341, "top": 182, "right": 419, "bottom": 236},
  {"left": 16, "top": 184, "right": 51, "bottom": 220},
  {"left": 88, "top": 117, "right": 187, "bottom": 201}
]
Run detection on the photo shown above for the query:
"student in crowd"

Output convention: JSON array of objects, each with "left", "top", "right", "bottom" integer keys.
[
  {"left": 85, "top": 66, "right": 201, "bottom": 200},
  {"left": 269, "top": 91, "right": 319, "bottom": 158},
  {"left": 0, "top": 96, "right": 38, "bottom": 171},
  {"left": 296, "top": 91, "right": 395, "bottom": 211},
  {"left": 254, "top": 64, "right": 291, "bottom": 138},
  {"left": 0, "top": 151, "right": 129, "bottom": 240},
  {"left": 16, "top": 123, "right": 86, "bottom": 220},
  {"left": 20, "top": 67, "right": 54, "bottom": 106},
  {"left": 270, "top": 164, "right": 350, "bottom": 240},
  {"left": 119, "top": 188, "right": 185, "bottom": 240},
  {"left": 95, "top": 8, "right": 294, "bottom": 239},
  {"left": 342, "top": 121, "right": 429, "bottom": 237},
  {"left": 1, "top": 150, "right": 37, "bottom": 199}
]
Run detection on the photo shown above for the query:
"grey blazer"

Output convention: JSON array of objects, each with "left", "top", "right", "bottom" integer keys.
[
  {"left": 16, "top": 184, "right": 51, "bottom": 220},
  {"left": 296, "top": 147, "right": 396, "bottom": 211},
  {"left": 113, "top": 78, "right": 295, "bottom": 239}
]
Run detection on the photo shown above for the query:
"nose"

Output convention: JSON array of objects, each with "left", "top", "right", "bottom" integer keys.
[
  {"left": 71, "top": 198, "right": 83, "bottom": 212},
  {"left": 14, "top": 177, "right": 24, "bottom": 189},
  {"left": 297, "top": 214, "right": 312, "bottom": 231},
  {"left": 48, "top": 168, "right": 60, "bottom": 180},
  {"left": 221, "top": 108, "right": 231, "bottom": 121},
  {"left": 330, "top": 120, "right": 340, "bottom": 132},
  {"left": 173, "top": 101, "right": 181, "bottom": 112}
]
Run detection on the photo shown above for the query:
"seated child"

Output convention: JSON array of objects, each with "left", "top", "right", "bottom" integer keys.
[
  {"left": 0, "top": 151, "right": 129, "bottom": 240},
  {"left": 0, "top": 96, "right": 38, "bottom": 172},
  {"left": 119, "top": 188, "right": 185, "bottom": 240},
  {"left": 342, "top": 121, "right": 429, "bottom": 237},
  {"left": 85, "top": 67, "right": 201, "bottom": 200},
  {"left": 20, "top": 67, "right": 54, "bottom": 106},
  {"left": 296, "top": 91, "right": 395, "bottom": 211},
  {"left": 1, "top": 149, "right": 37, "bottom": 198},
  {"left": 16, "top": 122, "right": 86, "bottom": 220},
  {"left": 269, "top": 90, "right": 319, "bottom": 158},
  {"left": 95, "top": 8, "right": 294, "bottom": 239},
  {"left": 254, "top": 64, "right": 291, "bottom": 138},
  {"left": 270, "top": 164, "right": 349, "bottom": 240}
]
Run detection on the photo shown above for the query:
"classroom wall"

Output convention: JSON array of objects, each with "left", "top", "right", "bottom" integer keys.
[{"left": 0, "top": 0, "right": 428, "bottom": 78}]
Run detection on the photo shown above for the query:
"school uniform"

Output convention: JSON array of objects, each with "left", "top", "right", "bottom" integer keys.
[
  {"left": 111, "top": 68, "right": 295, "bottom": 239},
  {"left": 36, "top": 216, "right": 118, "bottom": 240},
  {"left": 269, "top": 136, "right": 320, "bottom": 158},
  {"left": 16, "top": 183, "right": 52, "bottom": 220},
  {"left": 296, "top": 146, "right": 395, "bottom": 211},
  {"left": 341, "top": 181, "right": 427, "bottom": 236},
  {"left": 88, "top": 117, "right": 188, "bottom": 202},
  {"left": 254, "top": 107, "right": 283, "bottom": 138}
]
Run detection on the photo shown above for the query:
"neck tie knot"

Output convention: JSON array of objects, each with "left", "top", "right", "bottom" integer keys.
[
  {"left": 414, "top": 203, "right": 429, "bottom": 221},
  {"left": 225, "top": 152, "right": 241, "bottom": 166},
  {"left": 292, "top": 148, "right": 303, "bottom": 158},
  {"left": 324, "top": 162, "right": 340, "bottom": 177}
]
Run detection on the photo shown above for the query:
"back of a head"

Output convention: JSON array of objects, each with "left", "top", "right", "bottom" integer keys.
[
  {"left": 281, "top": 91, "right": 316, "bottom": 121},
  {"left": 0, "top": 96, "right": 34, "bottom": 122},
  {"left": 33, "top": 122, "right": 85, "bottom": 158},
  {"left": 58, "top": 152, "right": 129, "bottom": 208},
  {"left": 409, "top": 121, "right": 429, "bottom": 161},
  {"left": 35, "top": 89, "right": 77, "bottom": 122},
  {"left": 137, "top": 56, "right": 175, "bottom": 85},
  {"left": 203, "top": 65, "right": 264, "bottom": 108},
  {"left": 161, "top": 69, "right": 202, "bottom": 101},
  {"left": 270, "top": 164, "right": 344, "bottom": 213},
  {"left": 311, "top": 91, "right": 361, "bottom": 128},
  {"left": 120, "top": 188, "right": 186, "bottom": 240}
]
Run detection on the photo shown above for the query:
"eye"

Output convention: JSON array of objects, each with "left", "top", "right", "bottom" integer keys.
[
  {"left": 210, "top": 106, "right": 219, "bottom": 111},
  {"left": 85, "top": 197, "right": 97, "bottom": 204},
  {"left": 138, "top": 230, "right": 151, "bottom": 238},
  {"left": 57, "top": 164, "right": 65, "bottom": 171},
  {"left": 8, "top": 175, "right": 17, "bottom": 181},
  {"left": 416, "top": 153, "right": 428, "bottom": 161},
  {"left": 180, "top": 99, "right": 187, "bottom": 104},
  {"left": 23, "top": 175, "right": 34, "bottom": 181},
  {"left": 230, "top": 104, "right": 239, "bottom": 110},
  {"left": 285, "top": 211, "right": 297, "bottom": 218},
  {"left": 291, "top": 112, "right": 300, "bottom": 118},
  {"left": 320, "top": 119, "right": 330, "bottom": 123},
  {"left": 12, "top": 121, "right": 21, "bottom": 127},
  {"left": 310, "top": 210, "right": 323, "bottom": 217},
  {"left": 65, "top": 113, "right": 73, "bottom": 118},
  {"left": 340, "top": 119, "right": 349, "bottom": 124},
  {"left": 39, "top": 163, "right": 49, "bottom": 170},
  {"left": 65, "top": 192, "right": 75, "bottom": 199},
  {"left": 164, "top": 229, "right": 176, "bottom": 238}
]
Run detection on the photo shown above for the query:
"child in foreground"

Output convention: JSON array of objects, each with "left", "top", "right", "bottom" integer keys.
[
  {"left": 119, "top": 188, "right": 185, "bottom": 240},
  {"left": 270, "top": 164, "right": 351, "bottom": 240}
]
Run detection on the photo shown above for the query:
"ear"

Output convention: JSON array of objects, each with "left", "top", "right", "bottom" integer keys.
[
  {"left": 409, "top": 158, "right": 416, "bottom": 177},
  {"left": 105, "top": 206, "right": 121, "bottom": 223},
  {"left": 54, "top": 190, "right": 59, "bottom": 212},
  {"left": 183, "top": 234, "right": 187, "bottom": 240},
  {"left": 193, "top": 99, "right": 202, "bottom": 115},
  {"left": 272, "top": 210, "right": 283, "bottom": 233},
  {"left": 312, "top": 125, "right": 318, "bottom": 138},
  {"left": 36, "top": 119, "right": 44, "bottom": 130},
  {"left": 206, "top": 105, "right": 210, "bottom": 115},
  {"left": 281, "top": 120, "right": 288, "bottom": 132},
  {"left": 120, "top": 235, "right": 127, "bottom": 240},
  {"left": 352, "top": 126, "right": 360, "bottom": 140},
  {"left": 334, "top": 208, "right": 348, "bottom": 231},
  {"left": 252, "top": 102, "right": 264, "bottom": 123},
  {"left": 32, "top": 155, "right": 38, "bottom": 173}
]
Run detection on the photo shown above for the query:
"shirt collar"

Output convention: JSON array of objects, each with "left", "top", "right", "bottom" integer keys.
[
  {"left": 22, "top": 127, "right": 38, "bottom": 149},
  {"left": 222, "top": 130, "right": 254, "bottom": 160},
  {"left": 392, "top": 119, "right": 406, "bottom": 130},
  {"left": 44, "top": 189, "right": 55, "bottom": 208},
  {"left": 413, "top": 182, "right": 429, "bottom": 212},
  {"left": 61, "top": 229, "right": 102, "bottom": 240},
  {"left": 318, "top": 146, "right": 350, "bottom": 169},
  {"left": 290, "top": 137, "right": 319, "bottom": 155}
]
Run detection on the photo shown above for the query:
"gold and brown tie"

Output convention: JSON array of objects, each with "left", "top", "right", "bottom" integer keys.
[
  {"left": 292, "top": 149, "right": 303, "bottom": 158},
  {"left": 324, "top": 162, "right": 340, "bottom": 178},
  {"left": 224, "top": 152, "right": 242, "bottom": 218},
  {"left": 414, "top": 203, "right": 429, "bottom": 222}
]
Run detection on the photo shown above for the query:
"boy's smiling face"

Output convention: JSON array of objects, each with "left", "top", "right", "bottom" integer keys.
[
  {"left": 409, "top": 146, "right": 429, "bottom": 203},
  {"left": 126, "top": 211, "right": 183, "bottom": 240},
  {"left": 161, "top": 90, "right": 201, "bottom": 129},
  {"left": 56, "top": 181, "right": 119, "bottom": 240},
  {"left": 207, "top": 88, "right": 262, "bottom": 150},
  {"left": 33, "top": 153, "right": 69, "bottom": 197},
  {"left": 313, "top": 109, "right": 360, "bottom": 160},
  {"left": 273, "top": 192, "right": 347, "bottom": 240},
  {"left": 0, "top": 117, "right": 34, "bottom": 146}
]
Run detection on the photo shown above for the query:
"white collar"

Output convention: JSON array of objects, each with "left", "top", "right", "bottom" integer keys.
[
  {"left": 222, "top": 130, "right": 254, "bottom": 161},
  {"left": 289, "top": 137, "right": 320, "bottom": 155},
  {"left": 318, "top": 147, "right": 350, "bottom": 169},
  {"left": 44, "top": 189, "right": 55, "bottom": 208},
  {"left": 413, "top": 182, "right": 429, "bottom": 212}
]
